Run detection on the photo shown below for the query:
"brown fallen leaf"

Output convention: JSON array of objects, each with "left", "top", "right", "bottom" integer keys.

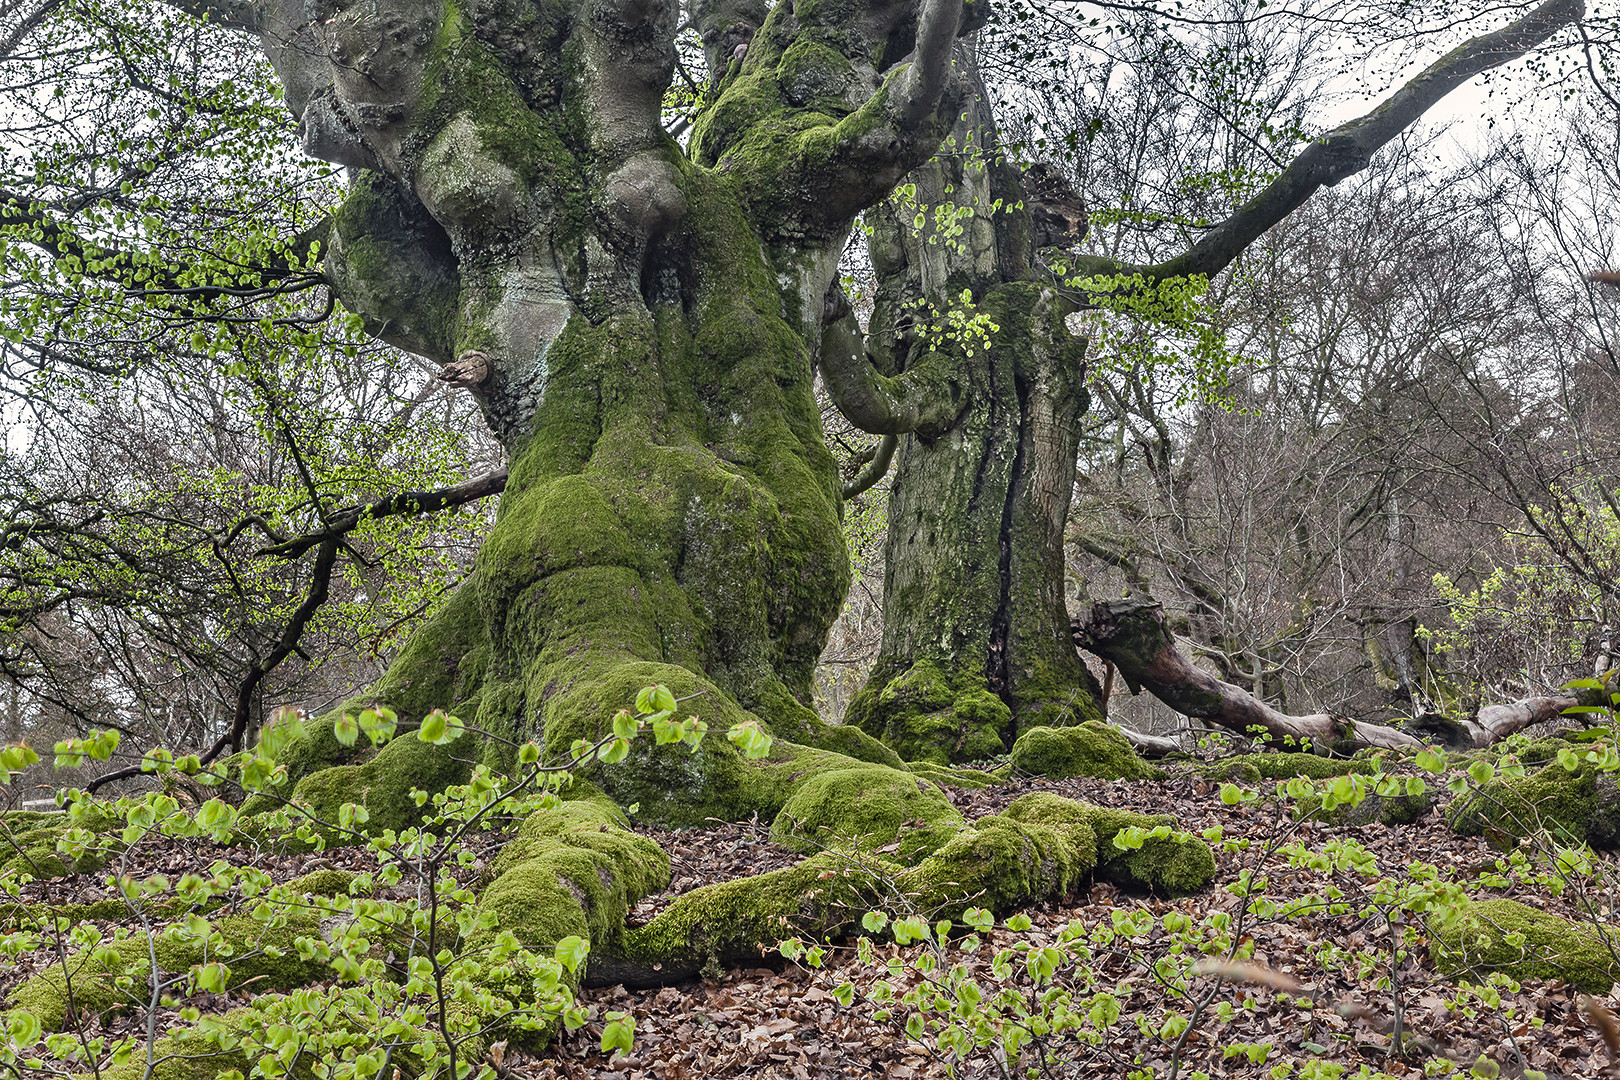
[
  {"left": 1191, "top": 958, "right": 1302, "bottom": 992},
  {"left": 1580, "top": 993, "right": 1620, "bottom": 1074}
]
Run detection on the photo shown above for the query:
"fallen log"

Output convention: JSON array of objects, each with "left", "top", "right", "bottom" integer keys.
[{"left": 1075, "top": 600, "right": 1581, "bottom": 753}]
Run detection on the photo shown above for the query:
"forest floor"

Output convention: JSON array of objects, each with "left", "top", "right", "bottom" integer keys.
[
  {"left": 3, "top": 758, "right": 1616, "bottom": 1079},
  {"left": 524, "top": 765, "right": 1619, "bottom": 1080}
]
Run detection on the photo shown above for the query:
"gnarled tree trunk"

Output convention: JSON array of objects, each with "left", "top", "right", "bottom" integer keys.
[
  {"left": 832, "top": 55, "right": 1105, "bottom": 765},
  {"left": 206, "top": 0, "right": 983, "bottom": 819}
]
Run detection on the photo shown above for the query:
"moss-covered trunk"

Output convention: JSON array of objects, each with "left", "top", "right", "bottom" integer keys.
[
  {"left": 842, "top": 58, "right": 1103, "bottom": 764},
  {"left": 245, "top": 0, "right": 989, "bottom": 815}
]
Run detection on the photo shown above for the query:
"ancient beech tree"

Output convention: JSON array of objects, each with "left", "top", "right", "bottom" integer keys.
[
  {"left": 145, "top": 0, "right": 1591, "bottom": 788},
  {"left": 834, "top": 0, "right": 1589, "bottom": 761},
  {"left": 150, "top": 0, "right": 1001, "bottom": 823}
]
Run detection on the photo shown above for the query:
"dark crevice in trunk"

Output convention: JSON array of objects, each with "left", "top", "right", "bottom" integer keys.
[{"left": 987, "top": 361, "right": 1029, "bottom": 698}]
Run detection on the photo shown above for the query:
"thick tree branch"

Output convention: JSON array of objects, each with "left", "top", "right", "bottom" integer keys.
[
  {"left": 1072, "top": 0, "right": 1585, "bottom": 285},
  {"left": 819, "top": 301, "right": 968, "bottom": 436},
  {"left": 843, "top": 435, "right": 898, "bottom": 499},
  {"left": 256, "top": 468, "right": 510, "bottom": 561},
  {"left": 1076, "top": 601, "right": 1581, "bottom": 754},
  {"left": 896, "top": 0, "right": 967, "bottom": 124}
]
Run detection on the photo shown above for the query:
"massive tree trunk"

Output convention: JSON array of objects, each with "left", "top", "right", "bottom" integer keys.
[
  {"left": 209, "top": 0, "right": 984, "bottom": 819},
  {"left": 834, "top": 56, "right": 1105, "bottom": 765}
]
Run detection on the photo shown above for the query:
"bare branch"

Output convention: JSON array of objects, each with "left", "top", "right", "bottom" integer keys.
[
  {"left": 1076, "top": 601, "right": 1582, "bottom": 752},
  {"left": 258, "top": 468, "right": 510, "bottom": 560},
  {"left": 1074, "top": 0, "right": 1586, "bottom": 284}
]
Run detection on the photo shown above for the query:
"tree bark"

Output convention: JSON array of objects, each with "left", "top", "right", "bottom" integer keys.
[
  {"left": 840, "top": 50, "right": 1106, "bottom": 765},
  {"left": 211, "top": 0, "right": 980, "bottom": 819},
  {"left": 1077, "top": 600, "right": 1580, "bottom": 753}
]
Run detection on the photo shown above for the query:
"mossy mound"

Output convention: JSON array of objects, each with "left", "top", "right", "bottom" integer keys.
[
  {"left": 905, "top": 761, "right": 999, "bottom": 789},
  {"left": 284, "top": 867, "right": 365, "bottom": 898},
  {"left": 770, "top": 766, "right": 962, "bottom": 861},
  {"left": 0, "top": 805, "right": 120, "bottom": 880},
  {"left": 1429, "top": 898, "right": 1620, "bottom": 993},
  {"left": 10, "top": 909, "right": 330, "bottom": 1031},
  {"left": 1008, "top": 722, "right": 1160, "bottom": 782},
  {"left": 476, "top": 795, "right": 669, "bottom": 964},
  {"left": 1076, "top": 802, "right": 1218, "bottom": 897},
  {"left": 281, "top": 731, "right": 478, "bottom": 844},
  {"left": 1446, "top": 758, "right": 1616, "bottom": 848},
  {"left": 607, "top": 791, "right": 1216, "bottom": 982},
  {"left": 848, "top": 660, "right": 1012, "bottom": 766}
]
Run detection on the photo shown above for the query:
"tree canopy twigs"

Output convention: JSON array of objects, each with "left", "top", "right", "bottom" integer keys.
[{"left": 1069, "top": 0, "right": 1586, "bottom": 286}]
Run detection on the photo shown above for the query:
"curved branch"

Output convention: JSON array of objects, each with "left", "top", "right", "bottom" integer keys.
[
  {"left": 257, "top": 467, "right": 510, "bottom": 560},
  {"left": 1072, "top": 0, "right": 1585, "bottom": 286},
  {"left": 819, "top": 306, "right": 967, "bottom": 436},
  {"left": 842, "top": 435, "right": 897, "bottom": 499}
]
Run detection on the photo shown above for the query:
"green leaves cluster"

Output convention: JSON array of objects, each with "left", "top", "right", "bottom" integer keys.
[{"left": 0, "top": 682, "right": 768, "bottom": 1078}]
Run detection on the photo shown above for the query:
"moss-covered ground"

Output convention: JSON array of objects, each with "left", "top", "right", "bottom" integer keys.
[{"left": 4, "top": 740, "right": 1617, "bottom": 1080}]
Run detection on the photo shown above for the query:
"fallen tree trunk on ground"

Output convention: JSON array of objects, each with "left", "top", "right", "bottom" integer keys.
[{"left": 1075, "top": 601, "right": 1582, "bottom": 753}]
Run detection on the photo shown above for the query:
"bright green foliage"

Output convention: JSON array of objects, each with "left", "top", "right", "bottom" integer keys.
[
  {"left": 10, "top": 909, "right": 329, "bottom": 1031},
  {"left": 1447, "top": 746, "right": 1619, "bottom": 848},
  {"left": 0, "top": 815, "right": 117, "bottom": 880},
  {"left": 1205, "top": 752, "right": 1379, "bottom": 784},
  {"left": 1428, "top": 898, "right": 1620, "bottom": 993},
  {"left": 1294, "top": 785, "right": 1433, "bottom": 827},
  {"left": 1008, "top": 721, "right": 1162, "bottom": 781}
]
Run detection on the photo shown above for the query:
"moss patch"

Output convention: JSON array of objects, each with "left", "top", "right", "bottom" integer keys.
[
  {"left": 475, "top": 795, "right": 669, "bottom": 963},
  {"left": 1008, "top": 722, "right": 1160, "bottom": 782},
  {"left": 1446, "top": 759, "right": 1605, "bottom": 848},
  {"left": 770, "top": 765, "right": 962, "bottom": 861},
  {"left": 851, "top": 662, "right": 1015, "bottom": 766},
  {"left": 10, "top": 909, "right": 329, "bottom": 1031},
  {"left": 905, "top": 761, "right": 999, "bottom": 789},
  {"left": 1429, "top": 898, "right": 1620, "bottom": 993},
  {"left": 284, "top": 731, "right": 478, "bottom": 845}
]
